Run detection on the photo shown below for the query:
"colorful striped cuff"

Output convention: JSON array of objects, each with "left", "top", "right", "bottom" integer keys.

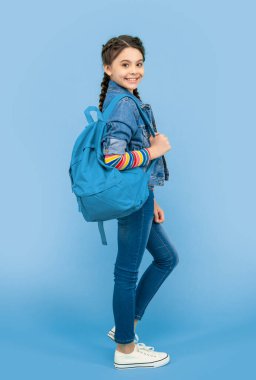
[{"left": 104, "top": 148, "right": 151, "bottom": 170}]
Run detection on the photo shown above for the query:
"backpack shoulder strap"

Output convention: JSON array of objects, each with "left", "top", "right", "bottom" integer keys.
[{"left": 98, "top": 221, "right": 107, "bottom": 245}]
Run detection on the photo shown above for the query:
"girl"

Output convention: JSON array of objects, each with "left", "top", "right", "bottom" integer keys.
[{"left": 99, "top": 35, "right": 179, "bottom": 369}]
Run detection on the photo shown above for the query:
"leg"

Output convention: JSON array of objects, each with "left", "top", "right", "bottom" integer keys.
[
  {"left": 113, "top": 190, "right": 154, "bottom": 346},
  {"left": 134, "top": 217, "right": 179, "bottom": 321},
  {"left": 116, "top": 319, "right": 140, "bottom": 354}
]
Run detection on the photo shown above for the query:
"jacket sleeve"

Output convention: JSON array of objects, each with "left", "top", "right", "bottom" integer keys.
[{"left": 101, "top": 97, "right": 139, "bottom": 155}]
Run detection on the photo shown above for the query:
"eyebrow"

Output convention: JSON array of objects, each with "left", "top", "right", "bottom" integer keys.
[{"left": 120, "top": 59, "right": 143, "bottom": 63}]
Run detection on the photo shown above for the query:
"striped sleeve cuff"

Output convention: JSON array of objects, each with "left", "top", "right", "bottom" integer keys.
[{"left": 104, "top": 148, "right": 151, "bottom": 170}]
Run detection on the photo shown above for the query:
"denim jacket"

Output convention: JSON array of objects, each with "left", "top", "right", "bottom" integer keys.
[{"left": 101, "top": 79, "right": 169, "bottom": 190}]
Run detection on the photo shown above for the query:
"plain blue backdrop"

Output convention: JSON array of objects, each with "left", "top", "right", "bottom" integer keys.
[{"left": 1, "top": 0, "right": 255, "bottom": 378}]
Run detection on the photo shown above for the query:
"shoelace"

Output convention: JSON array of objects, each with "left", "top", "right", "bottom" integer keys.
[{"left": 137, "top": 342, "right": 155, "bottom": 351}]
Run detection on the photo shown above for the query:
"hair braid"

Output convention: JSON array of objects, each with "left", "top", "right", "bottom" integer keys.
[
  {"left": 133, "top": 88, "right": 141, "bottom": 100},
  {"left": 99, "top": 73, "right": 110, "bottom": 112}
]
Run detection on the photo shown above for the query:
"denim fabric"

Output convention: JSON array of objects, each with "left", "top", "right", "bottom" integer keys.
[
  {"left": 101, "top": 80, "right": 170, "bottom": 190},
  {"left": 113, "top": 189, "right": 179, "bottom": 343}
]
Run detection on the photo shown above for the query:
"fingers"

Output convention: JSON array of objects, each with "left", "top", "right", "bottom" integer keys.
[{"left": 153, "top": 209, "right": 165, "bottom": 223}]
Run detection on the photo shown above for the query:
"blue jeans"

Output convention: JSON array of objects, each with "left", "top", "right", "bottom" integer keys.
[{"left": 113, "top": 189, "right": 179, "bottom": 344}]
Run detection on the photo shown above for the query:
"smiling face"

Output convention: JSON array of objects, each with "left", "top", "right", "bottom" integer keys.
[{"left": 104, "top": 47, "right": 144, "bottom": 93}]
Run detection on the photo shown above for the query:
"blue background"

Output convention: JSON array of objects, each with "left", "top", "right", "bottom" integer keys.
[{"left": 1, "top": 0, "right": 255, "bottom": 378}]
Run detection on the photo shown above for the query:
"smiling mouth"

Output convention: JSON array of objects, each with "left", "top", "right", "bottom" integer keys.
[{"left": 125, "top": 77, "right": 140, "bottom": 82}]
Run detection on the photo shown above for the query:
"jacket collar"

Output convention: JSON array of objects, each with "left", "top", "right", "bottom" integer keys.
[
  {"left": 107, "top": 79, "right": 134, "bottom": 94},
  {"left": 107, "top": 80, "right": 143, "bottom": 104}
]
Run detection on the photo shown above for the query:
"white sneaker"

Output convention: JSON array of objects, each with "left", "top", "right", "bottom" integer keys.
[
  {"left": 114, "top": 342, "right": 170, "bottom": 369},
  {"left": 107, "top": 326, "right": 139, "bottom": 343}
]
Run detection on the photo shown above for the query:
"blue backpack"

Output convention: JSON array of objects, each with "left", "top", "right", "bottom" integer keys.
[{"left": 68, "top": 93, "right": 158, "bottom": 245}]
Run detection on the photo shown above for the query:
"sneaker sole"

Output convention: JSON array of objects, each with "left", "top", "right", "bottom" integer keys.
[{"left": 114, "top": 354, "right": 170, "bottom": 369}]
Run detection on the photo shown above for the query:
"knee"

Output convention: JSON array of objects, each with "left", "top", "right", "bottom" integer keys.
[
  {"left": 114, "top": 264, "right": 138, "bottom": 288},
  {"left": 162, "top": 251, "right": 179, "bottom": 272}
]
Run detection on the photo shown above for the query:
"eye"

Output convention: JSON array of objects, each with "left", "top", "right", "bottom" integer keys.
[{"left": 122, "top": 63, "right": 143, "bottom": 67}]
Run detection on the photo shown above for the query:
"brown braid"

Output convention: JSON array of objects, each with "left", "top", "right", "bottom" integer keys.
[
  {"left": 99, "top": 73, "right": 110, "bottom": 112},
  {"left": 99, "top": 35, "right": 145, "bottom": 111},
  {"left": 133, "top": 88, "right": 142, "bottom": 101}
]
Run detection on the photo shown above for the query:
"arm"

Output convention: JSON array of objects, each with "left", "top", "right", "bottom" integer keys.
[
  {"left": 101, "top": 97, "right": 139, "bottom": 155},
  {"left": 104, "top": 147, "right": 152, "bottom": 170},
  {"left": 101, "top": 97, "right": 154, "bottom": 188}
]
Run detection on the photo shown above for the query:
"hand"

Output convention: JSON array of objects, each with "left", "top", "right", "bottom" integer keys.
[
  {"left": 153, "top": 199, "right": 165, "bottom": 223},
  {"left": 149, "top": 132, "right": 172, "bottom": 159}
]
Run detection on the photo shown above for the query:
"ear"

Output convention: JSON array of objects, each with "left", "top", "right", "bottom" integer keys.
[{"left": 103, "top": 64, "right": 112, "bottom": 77}]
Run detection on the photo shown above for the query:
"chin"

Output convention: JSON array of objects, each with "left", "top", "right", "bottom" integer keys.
[{"left": 124, "top": 80, "right": 141, "bottom": 89}]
